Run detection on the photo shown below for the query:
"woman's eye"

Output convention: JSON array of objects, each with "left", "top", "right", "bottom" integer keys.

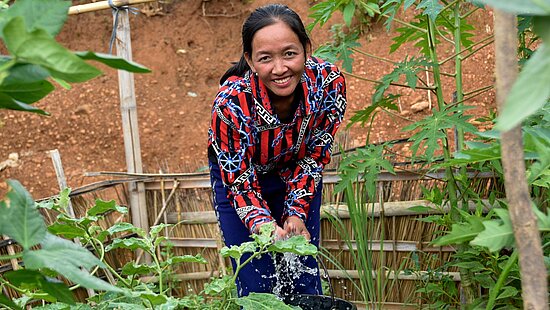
[
  {"left": 285, "top": 51, "right": 297, "bottom": 57},
  {"left": 258, "top": 56, "right": 270, "bottom": 62}
]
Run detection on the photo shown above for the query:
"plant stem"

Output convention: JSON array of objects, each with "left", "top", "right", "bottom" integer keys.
[
  {"left": 439, "top": 35, "right": 494, "bottom": 65},
  {"left": 351, "top": 48, "right": 395, "bottom": 64},
  {"left": 344, "top": 71, "right": 436, "bottom": 90},
  {"left": 486, "top": 250, "right": 519, "bottom": 310},
  {"left": 454, "top": 2, "right": 465, "bottom": 151},
  {"left": 0, "top": 253, "right": 22, "bottom": 260},
  {"left": 379, "top": 13, "right": 427, "bottom": 33},
  {"left": 90, "top": 237, "right": 132, "bottom": 288},
  {"left": 461, "top": 6, "right": 480, "bottom": 19}
]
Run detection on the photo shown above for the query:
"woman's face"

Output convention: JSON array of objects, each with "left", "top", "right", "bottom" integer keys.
[{"left": 245, "top": 20, "right": 306, "bottom": 104}]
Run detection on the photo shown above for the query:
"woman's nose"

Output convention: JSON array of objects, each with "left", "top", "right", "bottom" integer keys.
[{"left": 272, "top": 59, "right": 286, "bottom": 75}]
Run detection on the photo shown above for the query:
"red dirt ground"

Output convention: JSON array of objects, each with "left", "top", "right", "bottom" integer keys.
[{"left": 0, "top": 0, "right": 495, "bottom": 198}]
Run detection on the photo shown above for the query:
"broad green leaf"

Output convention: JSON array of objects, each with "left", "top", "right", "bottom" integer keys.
[
  {"left": 343, "top": 1, "right": 355, "bottom": 27},
  {"left": 3, "top": 18, "right": 101, "bottom": 83},
  {"left": 0, "top": 80, "right": 54, "bottom": 103},
  {"left": 1, "top": 63, "right": 50, "bottom": 84},
  {"left": 203, "top": 276, "right": 233, "bottom": 296},
  {"left": 0, "top": 293, "right": 21, "bottom": 310},
  {"left": 131, "top": 292, "right": 167, "bottom": 306},
  {"left": 75, "top": 51, "right": 151, "bottom": 73},
  {"left": 236, "top": 293, "right": 298, "bottom": 310},
  {"left": 0, "top": 92, "right": 49, "bottom": 115},
  {"left": 417, "top": 0, "right": 444, "bottom": 20},
  {"left": 0, "top": 0, "right": 70, "bottom": 37},
  {"left": 473, "top": 0, "right": 550, "bottom": 15},
  {"left": 164, "top": 254, "right": 208, "bottom": 265},
  {"left": 496, "top": 44, "right": 550, "bottom": 131},
  {"left": 150, "top": 223, "right": 171, "bottom": 239},
  {"left": 121, "top": 262, "right": 155, "bottom": 276},
  {"left": 23, "top": 234, "right": 122, "bottom": 292},
  {"left": 496, "top": 286, "right": 519, "bottom": 300},
  {"left": 106, "top": 222, "right": 145, "bottom": 237},
  {"left": 220, "top": 242, "right": 257, "bottom": 259},
  {"left": 0, "top": 179, "right": 47, "bottom": 250},
  {"left": 87, "top": 199, "right": 126, "bottom": 216},
  {"left": 105, "top": 237, "right": 151, "bottom": 252},
  {"left": 39, "top": 279, "right": 75, "bottom": 305},
  {"left": 269, "top": 235, "right": 318, "bottom": 256},
  {"left": 373, "top": 56, "right": 432, "bottom": 103},
  {"left": 471, "top": 211, "right": 514, "bottom": 252},
  {"left": 534, "top": 16, "right": 550, "bottom": 42},
  {"left": 408, "top": 205, "right": 438, "bottom": 213},
  {"left": 432, "top": 220, "right": 484, "bottom": 246},
  {"left": 48, "top": 222, "right": 87, "bottom": 239}
]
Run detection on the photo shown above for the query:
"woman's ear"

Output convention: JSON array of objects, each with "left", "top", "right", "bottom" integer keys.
[{"left": 244, "top": 52, "right": 256, "bottom": 73}]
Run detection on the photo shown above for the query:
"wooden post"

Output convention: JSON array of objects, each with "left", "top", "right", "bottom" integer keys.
[
  {"left": 114, "top": 10, "right": 150, "bottom": 241},
  {"left": 48, "top": 149, "right": 96, "bottom": 297},
  {"left": 494, "top": 11, "right": 548, "bottom": 309}
]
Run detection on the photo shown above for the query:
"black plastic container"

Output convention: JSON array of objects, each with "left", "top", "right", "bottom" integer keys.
[{"left": 283, "top": 294, "right": 357, "bottom": 310}]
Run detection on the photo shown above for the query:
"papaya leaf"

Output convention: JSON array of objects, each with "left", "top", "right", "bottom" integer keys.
[
  {"left": 380, "top": 0, "right": 402, "bottom": 31},
  {"left": 432, "top": 216, "right": 485, "bottom": 246},
  {"left": 343, "top": 1, "right": 355, "bottom": 27},
  {"left": 0, "top": 179, "right": 47, "bottom": 250},
  {"left": 23, "top": 234, "right": 123, "bottom": 292},
  {"left": 75, "top": 51, "right": 151, "bottom": 73},
  {"left": 307, "top": 1, "right": 339, "bottom": 32},
  {"left": 417, "top": 0, "right": 444, "bottom": 21},
  {"left": 236, "top": 293, "right": 299, "bottom": 310},
  {"left": 403, "top": 105, "right": 477, "bottom": 161},
  {"left": 0, "top": 0, "right": 70, "bottom": 37},
  {"left": 496, "top": 44, "right": 550, "bottom": 131},
  {"left": 471, "top": 209, "right": 514, "bottom": 252}
]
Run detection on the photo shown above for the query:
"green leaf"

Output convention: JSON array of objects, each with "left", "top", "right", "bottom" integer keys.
[
  {"left": 0, "top": 63, "right": 54, "bottom": 104},
  {"left": 343, "top": 1, "right": 355, "bottom": 27},
  {"left": 106, "top": 222, "right": 145, "bottom": 237},
  {"left": 23, "top": 234, "right": 122, "bottom": 292},
  {"left": 417, "top": 0, "right": 444, "bottom": 20},
  {"left": 39, "top": 278, "right": 75, "bottom": 305},
  {"left": 149, "top": 223, "right": 171, "bottom": 239},
  {"left": 0, "top": 0, "right": 70, "bottom": 37},
  {"left": 48, "top": 222, "right": 87, "bottom": 239},
  {"left": 497, "top": 44, "right": 550, "bottom": 131},
  {"left": 105, "top": 237, "right": 151, "bottom": 252},
  {"left": 75, "top": 51, "right": 151, "bottom": 73},
  {"left": 496, "top": 286, "right": 519, "bottom": 300},
  {"left": 0, "top": 293, "right": 21, "bottom": 310},
  {"left": 268, "top": 235, "right": 318, "bottom": 256},
  {"left": 534, "top": 16, "right": 550, "bottom": 42},
  {"left": 131, "top": 292, "right": 167, "bottom": 306},
  {"left": 164, "top": 254, "right": 208, "bottom": 265},
  {"left": 0, "top": 92, "right": 49, "bottom": 115},
  {"left": 0, "top": 179, "right": 47, "bottom": 250},
  {"left": 432, "top": 218, "right": 485, "bottom": 246},
  {"left": 87, "top": 199, "right": 126, "bottom": 216},
  {"left": 121, "top": 262, "right": 155, "bottom": 276},
  {"left": 236, "top": 293, "right": 298, "bottom": 310},
  {"left": 373, "top": 56, "right": 432, "bottom": 103},
  {"left": 307, "top": 1, "right": 339, "bottom": 32},
  {"left": 3, "top": 18, "right": 102, "bottom": 83},
  {"left": 313, "top": 27, "right": 361, "bottom": 72},
  {"left": 404, "top": 105, "right": 477, "bottom": 161},
  {"left": 473, "top": 0, "right": 550, "bottom": 15},
  {"left": 471, "top": 209, "right": 514, "bottom": 252}
]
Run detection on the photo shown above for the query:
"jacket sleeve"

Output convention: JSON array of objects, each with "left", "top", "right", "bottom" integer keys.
[
  {"left": 209, "top": 79, "right": 274, "bottom": 233},
  {"left": 281, "top": 66, "right": 347, "bottom": 222}
]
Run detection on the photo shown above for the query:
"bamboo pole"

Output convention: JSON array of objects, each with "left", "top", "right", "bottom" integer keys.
[
  {"left": 114, "top": 8, "right": 150, "bottom": 241},
  {"left": 48, "top": 149, "right": 96, "bottom": 298},
  {"left": 69, "top": 0, "right": 156, "bottom": 15},
  {"left": 493, "top": 11, "right": 548, "bottom": 309}
]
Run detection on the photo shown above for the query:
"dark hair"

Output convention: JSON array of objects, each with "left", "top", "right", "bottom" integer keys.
[{"left": 219, "top": 4, "right": 311, "bottom": 84}]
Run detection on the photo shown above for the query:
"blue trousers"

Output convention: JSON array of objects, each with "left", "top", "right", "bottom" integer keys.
[{"left": 209, "top": 161, "right": 322, "bottom": 297}]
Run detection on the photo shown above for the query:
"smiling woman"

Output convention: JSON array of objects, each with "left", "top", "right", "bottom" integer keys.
[{"left": 207, "top": 3, "right": 347, "bottom": 298}]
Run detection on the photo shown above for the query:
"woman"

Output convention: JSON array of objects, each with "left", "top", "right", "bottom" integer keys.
[{"left": 208, "top": 4, "right": 346, "bottom": 297}]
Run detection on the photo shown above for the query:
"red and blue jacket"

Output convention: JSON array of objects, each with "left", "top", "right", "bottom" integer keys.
[{"left": 208, "top": 56, "right": 346, "bottom": 233}]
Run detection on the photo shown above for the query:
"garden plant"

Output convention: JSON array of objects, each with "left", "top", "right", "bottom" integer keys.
[{"left": 308, "top": 0, "right": 550, "bottom": 308}]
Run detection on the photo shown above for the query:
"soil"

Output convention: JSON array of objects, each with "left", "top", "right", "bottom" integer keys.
[{"left": 0, "top": 0, "right": 495, "bottom": 199}]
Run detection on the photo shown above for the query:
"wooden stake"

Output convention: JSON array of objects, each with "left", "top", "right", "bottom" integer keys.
[
  {"left": 114, "top": 9, "right": 150, "bottom": 243},
  {"left": 69, "top": 0, "right": 156, "bottom": 15},
  {"left": 494, "top": 11, "right": 548, "bottom": 309}
]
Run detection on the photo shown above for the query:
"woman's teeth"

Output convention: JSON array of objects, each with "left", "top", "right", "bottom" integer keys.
[{"left": 274, "top": 77, "right": 290, "bottom": 84}]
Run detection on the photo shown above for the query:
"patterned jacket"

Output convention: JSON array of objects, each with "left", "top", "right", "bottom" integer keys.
[{"left": 208, "top": 56, "right": 346, "bottom": 233}]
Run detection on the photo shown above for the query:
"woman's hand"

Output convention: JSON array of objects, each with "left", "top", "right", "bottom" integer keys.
[
  {"left": 256, "top": 221, "right": 288, "bottom": 240},
  {"left": 284, "top": 216, "right": 310, "bottom": 241}
]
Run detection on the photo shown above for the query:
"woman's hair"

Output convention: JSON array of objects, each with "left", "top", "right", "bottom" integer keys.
[{"left": 219, "top": 4, "right": 311, "bottom": 84}]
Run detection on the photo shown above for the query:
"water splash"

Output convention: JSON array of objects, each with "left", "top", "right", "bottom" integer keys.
[{"left": 272, "top": 252, "right": 318, "bottom": 297}]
